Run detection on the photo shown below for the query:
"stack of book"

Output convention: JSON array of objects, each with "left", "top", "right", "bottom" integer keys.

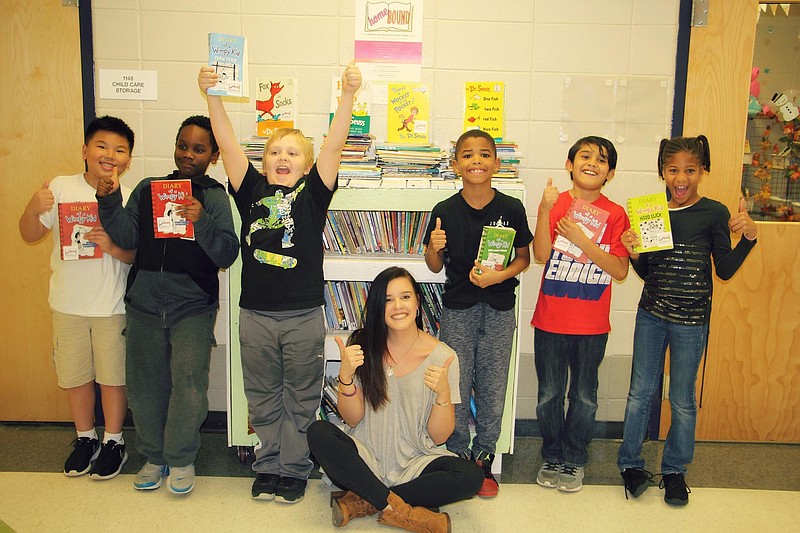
[
  {"left": 374, "top": 144, "right": 450, "bottom": 188},
  {"left": 495, "top": 140, "right": 523, "bottom": 180},
  {"left": 336, "top": 134, "right": 381, "bottom": 186}
]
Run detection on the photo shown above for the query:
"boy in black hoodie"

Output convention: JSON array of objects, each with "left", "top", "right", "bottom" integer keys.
[{"left": 97, "top": 115, "right": 239, "bottom": 495}]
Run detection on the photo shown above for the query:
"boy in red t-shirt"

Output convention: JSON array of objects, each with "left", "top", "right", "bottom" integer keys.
[{"left": 531, "top": 136, "right": 630, "bottom": 492}]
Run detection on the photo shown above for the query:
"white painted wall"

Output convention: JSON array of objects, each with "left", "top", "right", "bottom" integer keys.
[{"left": 92, "top": 0, "right": 681, "bottom": 421}]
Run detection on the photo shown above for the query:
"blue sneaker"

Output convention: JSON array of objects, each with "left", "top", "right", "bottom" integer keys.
[
  {"left": 168, "top": 464, "right": 196, "bottom": 495},
  {"left": 134, "top": 462, "right": 169, "bottom": 490}
]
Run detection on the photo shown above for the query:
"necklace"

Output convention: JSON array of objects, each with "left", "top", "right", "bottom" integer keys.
[{"left": 386, "top": 330, "right": 420, "bottom": 377}]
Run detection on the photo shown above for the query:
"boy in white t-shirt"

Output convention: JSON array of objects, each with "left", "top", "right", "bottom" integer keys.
[{"left": 19, "top": 116, "right": 136, "bottom": 480}]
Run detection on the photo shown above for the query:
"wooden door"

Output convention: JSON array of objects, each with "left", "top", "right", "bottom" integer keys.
[
  {"left": 0, "top": 1, "right": 84, "bottom": 421},
  {"left": 662, "top": 0, "right": 800, "bottom": 441}
]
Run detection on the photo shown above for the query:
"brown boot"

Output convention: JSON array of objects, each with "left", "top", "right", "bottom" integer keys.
[
  {"left": 377, "top": 491, "right": 451, "bottom": 533},
  {"left": 332, "top": 490, "right": 378, "bottom": 527}
]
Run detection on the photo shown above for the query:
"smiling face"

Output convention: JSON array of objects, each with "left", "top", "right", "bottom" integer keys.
[
  {"left": 383, "top": 276, "right": 420, "bottom": 333},
  {"left": 82, "top": 130, "right": 132, "bottom": 187},
  {"left": 263, "top": 131, "right": 313, "bottom": 186},
  {"left": 565, "top": 142, "right": 615, "bottom": 193},
  {"left": 662, "top": 150, "right": 703, "bottom": 207},
  {"left": 174, "top": 124, "right": 219, "bottom": 179},
  {"left": 452, "top": 135, "right": 500, "bottom": 187}
]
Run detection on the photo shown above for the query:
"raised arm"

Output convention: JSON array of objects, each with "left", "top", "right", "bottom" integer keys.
[
  {"left": 317, "top": 62, "right": 362, "bottom": 190},
  {"left": 198, "top": 66, "right": 249, "bottom": 192}
]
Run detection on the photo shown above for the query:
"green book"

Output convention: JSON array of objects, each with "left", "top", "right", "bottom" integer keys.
[
  {"left": 476, "top": 225, "right": 516, "bottom": 271},
  {"left": 627, "top": 192, "right": 674, "bottom": 253}
]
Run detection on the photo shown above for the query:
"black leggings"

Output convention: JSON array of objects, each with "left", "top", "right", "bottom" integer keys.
[{"left": 307, "top": 420, "right": 483, "bottom": 510}]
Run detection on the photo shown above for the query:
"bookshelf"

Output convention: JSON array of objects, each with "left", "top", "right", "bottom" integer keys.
[{"left": 227, "top": 184, "right": 527, "bottom": 467}]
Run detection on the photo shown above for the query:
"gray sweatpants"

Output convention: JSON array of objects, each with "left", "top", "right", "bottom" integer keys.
[
  {"left": 239, "top": 307, "right": 325, "bottom": 479},
  {"left": 439, "top": 303, "right": 516, "bottom": 456}
]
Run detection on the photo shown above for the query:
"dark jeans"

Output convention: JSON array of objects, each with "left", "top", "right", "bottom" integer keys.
[
  {"left": 534, "top": 328, "right": 607, "bottom": 467},
  {"left": 307, "top": 421, "right": 483, "bottom": 510}
]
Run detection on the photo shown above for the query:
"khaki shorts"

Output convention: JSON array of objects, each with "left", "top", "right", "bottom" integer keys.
[{"left": 52, "top": 311, "right": 126, "bottom": 388}]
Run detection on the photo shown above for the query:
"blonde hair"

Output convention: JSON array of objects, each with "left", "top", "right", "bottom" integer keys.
[{"left": 263, "top": 128, "right": 314, "bottom": 169}]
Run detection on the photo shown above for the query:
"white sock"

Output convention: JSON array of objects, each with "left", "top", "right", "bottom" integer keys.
[
  {"left": 77, "top": 429, "right": 98, "bottom": 441},
  {"left": 103, "top": 432, "right": 124, "bottom": 445}
]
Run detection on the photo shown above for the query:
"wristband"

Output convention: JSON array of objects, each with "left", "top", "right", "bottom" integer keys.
[
  {"left": 338, "top": 375, "right": 354, "bottom": 386},
  {"left": 435, "top": 399, "right": 451, "bottom": 407}
]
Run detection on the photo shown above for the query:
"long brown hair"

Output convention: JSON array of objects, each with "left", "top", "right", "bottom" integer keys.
[{"left": 348, "top": 267, "right": 424, "bottom": 411}]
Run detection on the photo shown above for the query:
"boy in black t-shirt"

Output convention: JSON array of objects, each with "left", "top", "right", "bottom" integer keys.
[
  {"left": 199, "top": 63, "right": 362, "bottom": 504},
  {"left": 423, "top": 129, "right": 532, "bottom": 498}
]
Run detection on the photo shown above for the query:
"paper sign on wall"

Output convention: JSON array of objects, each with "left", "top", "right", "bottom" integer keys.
[{"left": 98, "top": 70, "right": 157, "bottom": 100}]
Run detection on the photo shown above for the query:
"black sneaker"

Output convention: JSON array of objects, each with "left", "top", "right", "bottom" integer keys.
[
  {"left": 275, "top": 476, "right": 307, "bottom": 504},
  {"left": 621, "top": 468, "right": 654, "bottom": 499},
  {"left": 252, "top": 473, "right": 280, "bottom": 501},
  {"left": 89, "top": 440, "right": 128, "bottom": 480},
  {"left": 64, "top": 437, "right": 100, "bottom": 477},
  {"left": 660, "top": 473, "right": 691, "bottom": 506}
]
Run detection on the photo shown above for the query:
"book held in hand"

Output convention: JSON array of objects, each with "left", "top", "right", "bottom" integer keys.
[
  {"left": 207, "top": 33, "right": 248, "bottom": 97},
  {"left": 476, "top": 225, "right": 516, "bottom": 271},
  {"left": 552, "top": 196, "right": 610, "bottom": 263},
  {"left": 627, "top": 192, "right": 673, "bottom": 253},
  {"left": 151, "top": 179, "right": 194, "bottom": 240},
  {"left": 58, "top": 202, "right": 101, "bottom": 260}
]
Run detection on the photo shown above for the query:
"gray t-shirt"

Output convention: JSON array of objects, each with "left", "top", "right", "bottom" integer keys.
[{"left": 346, "top": 342, "right": 461, "bottom": 487}]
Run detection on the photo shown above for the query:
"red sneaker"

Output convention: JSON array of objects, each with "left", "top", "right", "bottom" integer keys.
[{"left": 475, "top": 453, "right": 499, "bottom": 498}]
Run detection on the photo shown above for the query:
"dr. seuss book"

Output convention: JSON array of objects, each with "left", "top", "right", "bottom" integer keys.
[
  {"left": 387, "top": 83, "right": 430, "bottom": 144},
  {"left": 627, "top": 192, "right": 673, "bottom": 253},
  {"left": 256, "top": 77, "right": 296, "bottom": 137},
  {"left": 330, "top": 76, "right": 372, "bottom": 135},
  {"left": 151, "top": 179, "right": 194, "bottom": 240},
  {"left": 57, "top": 202, "right": 101, "bottom": 261},
  {"left": 552, "top": 197, "right": 610, "bottom": 263},
  {"left": 476, "top": 225, "right": 516, "bottom": 271},
  {"left": 207, "top": 33, "right": 248, "bottom": 97},
  {"left": 464, "top": 82, "right": 505, "bottom": 140}
]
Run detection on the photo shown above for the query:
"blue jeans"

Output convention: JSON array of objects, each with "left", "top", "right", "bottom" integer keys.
[
  {"left": 534, "top": 328, "right": 607, "bottom": 467},
  {"left": 617, "top": 308, "right": 708, "bottom": 475}
]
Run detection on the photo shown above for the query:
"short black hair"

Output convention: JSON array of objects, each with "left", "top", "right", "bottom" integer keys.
[
  {"left": 566, "top": 136, "right": 618, "bottom": 170},
  {"left": 177, "top": 115, "right": 218, "bottom": 154},
  {"left": 657, "top": 135, "right": 711, "bottom": 178},
  {"left": 84, "top": 115, "right": 134, "bottom": 152},
  {"left": 454, "top": 129, "right": 497, "bottom": 158}
]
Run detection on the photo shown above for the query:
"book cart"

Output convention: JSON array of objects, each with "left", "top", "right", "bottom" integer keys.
[{"left": 226, "top": 184, "right": 527, "bottom": 474}]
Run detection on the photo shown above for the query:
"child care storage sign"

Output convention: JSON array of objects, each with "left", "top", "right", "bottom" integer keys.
[{"left": 98, "top": 70, "right": 158, "bottom": 100}]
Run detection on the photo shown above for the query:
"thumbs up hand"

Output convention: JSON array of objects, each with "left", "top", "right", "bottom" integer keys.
[
  {"left": 539, "top": 177, "right": 559, "bottom": 213},
  {"left": 335, "top": 336, "right": 364, "bottom": 385},
  {"left": 341, "top": 61, "right": 362, "bottom": 95},
  {"left": 428, "top": 216, "right": 447, "bottom": 254},
  {"left": 26, "top": 180, "right": 55, "bottom": 215},
  {"left": 96, "top": 166, "right": 120, "bottom": 198},
  {"left": 424, "top": 353, "right": 455, "bottom": 399},
  {"left": 728, "top": 197, "right": 757, "bottom": 240}
]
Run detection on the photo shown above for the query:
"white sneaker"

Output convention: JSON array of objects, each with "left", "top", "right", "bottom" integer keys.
[
  {"left": 134, "top": 463, "right": 169, "bottom": 490},
  {"left": 168, "top": 464, "right": 196, "bottom": 495},
  {"left": 557, "top": 464, "right": 584, "bottom": 492}
]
